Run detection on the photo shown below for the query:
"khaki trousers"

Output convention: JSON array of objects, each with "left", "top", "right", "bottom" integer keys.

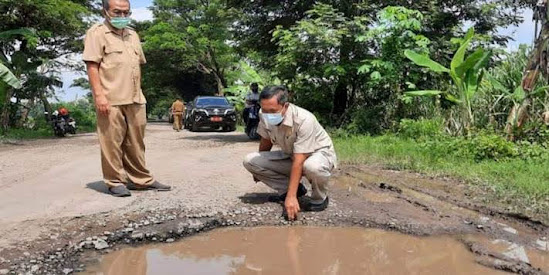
[
  {"left": 96, "top": 104, "right": 154, "bottom": 188},
  {"left": 173, "top": 112, "right": 183, "bottom": 130},
  {"left": 243, "top": 149, "right": 336, "bottom": 203}
]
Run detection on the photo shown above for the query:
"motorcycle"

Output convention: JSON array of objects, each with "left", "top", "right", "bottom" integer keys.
[
  {"left": 46, "top": 111, "right": 77, "bottom": 137},
  {"left": 245, "top": 100, "right": 261, "bottom": 140}
]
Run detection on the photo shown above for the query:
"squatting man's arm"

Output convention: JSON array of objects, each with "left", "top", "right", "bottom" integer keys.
[{"left": 258, "top": 137, "right": 309, "bottom": 220}]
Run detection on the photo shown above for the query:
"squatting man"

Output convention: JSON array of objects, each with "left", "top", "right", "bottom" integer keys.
[{"left": 243, "top": 86, "right": 337, "bottom": 220}]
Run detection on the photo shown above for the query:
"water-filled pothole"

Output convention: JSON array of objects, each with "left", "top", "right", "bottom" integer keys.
[{"left": 82, "top": 227, "right": 505, "bottom": 274}]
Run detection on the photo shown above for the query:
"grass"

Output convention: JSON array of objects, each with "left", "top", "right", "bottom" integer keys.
[
  {"left": 334, "top": 135, "right": 549, "bottom": 218},
  {"left": 0, "top": 125, "right": 96, "bottom": 141},
  {"left": 0, "top": 128, "right": 53, "bottom": 140}
]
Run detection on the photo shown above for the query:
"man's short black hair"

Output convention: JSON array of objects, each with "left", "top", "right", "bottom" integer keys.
[
  {"left": 103, "top": 0, "right": 130, "bottom": 10},
  {"left": 251, "top": 82, "right": 259, "bottom": 87},
  {"left": 260, "top": 85, "right": 289, "bottom": 105}
]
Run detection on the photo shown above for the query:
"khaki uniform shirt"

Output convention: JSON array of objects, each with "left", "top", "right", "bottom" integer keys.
[
  {"left": 82, "top": 22, "right": 147, "bottom": 106},
  {"left": 258, "top": 103, "right": 336, "bottom": 156},
  {"left": 172, "top": 100, "right": 185, "bottom": 113}
]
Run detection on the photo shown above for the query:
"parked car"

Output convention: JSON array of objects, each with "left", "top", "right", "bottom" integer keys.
[{"left": 184, "top": 96, "right": 237, "bottom": 132}]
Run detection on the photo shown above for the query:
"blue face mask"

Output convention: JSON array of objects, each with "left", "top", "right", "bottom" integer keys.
[
  {"left": 261, "top": 105, "right": 286, "bottom": 126},
  {"left": 262, "top": 112, "right": 284, "bottom": 126}
]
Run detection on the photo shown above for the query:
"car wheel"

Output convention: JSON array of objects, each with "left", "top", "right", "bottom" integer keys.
[{"left": 191, "top": 122, "right": 199, "bottom": 132}]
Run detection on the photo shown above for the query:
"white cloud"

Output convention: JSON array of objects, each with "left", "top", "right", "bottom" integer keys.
[{"left": 132, "top": 7, "right": 153, "bottom": 22}]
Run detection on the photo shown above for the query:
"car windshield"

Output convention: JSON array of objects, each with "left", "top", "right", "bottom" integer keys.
[{"left": 196, "top": 97, "right": 230, "bottom": 106}]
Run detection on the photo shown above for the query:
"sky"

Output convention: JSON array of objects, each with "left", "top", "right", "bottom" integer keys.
[{"left": 56, "top": 1, "right": 536, "bottom": 101}]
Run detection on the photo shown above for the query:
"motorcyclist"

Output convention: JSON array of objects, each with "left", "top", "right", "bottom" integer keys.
[
  {"left": 243, "top": 83, "right": 260, "bottom": 124},
  {"left": 58, "top": 106, "right": 70, "bottom": 121}
]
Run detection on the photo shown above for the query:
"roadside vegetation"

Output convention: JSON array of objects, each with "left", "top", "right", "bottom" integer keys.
[{"left": 1, "top": 1, "right": 546, "bottom": 215}]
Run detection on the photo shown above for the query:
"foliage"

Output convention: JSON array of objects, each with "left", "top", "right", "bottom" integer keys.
[
  {"left": 145, "top": 0, "right": 237, "bottom": 97},
  {"left": 479, "top": 45, "right": 549, "bottom": 136},
  {"left": 150, "top": 98, "right": 173, "bottom": 120},
  {"left": 404, "top": 28, "right": 492, "bottom": 135},
  {"left": 270, "top": 5, "right": 433, "bottom": 131},
  {"left": 0, "top": 0, "right": 93, "bottom": 130},
  {"left": 398, "top": 118, "right": 444, "bottom": 139},
  {"left": 224, "top": 61, "right": 276, "bottom": 113},
  {"left": 0, "top": 62, "right": 22, "bottom": 89}
]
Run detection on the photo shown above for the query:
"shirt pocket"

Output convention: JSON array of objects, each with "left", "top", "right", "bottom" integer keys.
[
  {"left": 285, "top": 131, "right": 297, "bottom": 146},
  {"left": 132, "top": 46, "right": 141, "bottom": 60},
  {"left": 104, "top": 44, "right": 125, "bottom": 65}
]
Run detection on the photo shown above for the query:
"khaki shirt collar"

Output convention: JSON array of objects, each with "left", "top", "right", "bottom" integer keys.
[
  {"left": 103, "top": 20, "right": 132, "bottom": 37},
  {"left": 281, "top": 103, "right": 295, "bottom": 128}
]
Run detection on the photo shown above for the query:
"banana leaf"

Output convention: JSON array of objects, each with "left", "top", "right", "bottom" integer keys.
[
  {"left": 404, "top": 50, "right": 450, "bottom": 73},
  {"left": 0, "top": 62, "right": 22, "bottom": 89}
]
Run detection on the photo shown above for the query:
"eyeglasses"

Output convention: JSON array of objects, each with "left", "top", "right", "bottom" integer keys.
[{"left": 109, "top": 9, "right": 132, "bottom": 17}]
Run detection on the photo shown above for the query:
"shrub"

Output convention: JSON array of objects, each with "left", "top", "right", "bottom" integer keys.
[{"left": 398, "top": 118, "right": 444, "bottom": 139}]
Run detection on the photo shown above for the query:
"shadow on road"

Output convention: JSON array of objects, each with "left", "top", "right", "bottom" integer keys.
[
  {"left": 238, "top": 192, "right": 276, "bottom": 205},
  {"left": 86, "top": 181, "right": 110, "bottom": 195},
  {"left": 181, "top": 133, "right": 256, "bottom": 144}
]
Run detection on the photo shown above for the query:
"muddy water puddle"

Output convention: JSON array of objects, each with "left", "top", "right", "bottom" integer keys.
[{"left": 82, "top": 227, "right": 506, "bottom": 275}]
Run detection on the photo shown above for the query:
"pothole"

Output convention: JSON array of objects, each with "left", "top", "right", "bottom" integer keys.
[{"left": 81, "top": 226, "right": 506, "bottom": 274}]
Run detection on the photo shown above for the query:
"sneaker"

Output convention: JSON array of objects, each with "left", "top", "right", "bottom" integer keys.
[
  {"left": 268, "top": 183, "right": 307, "bottom": 202},
  {"left": 109, "top": 185, "right": 131, "bottom": 197},
  {"left": 300, "top": 196, "right": 329, "bottom": 212},
  {"left": 129, "top": 181, "right": 172, "bottom": 191}
]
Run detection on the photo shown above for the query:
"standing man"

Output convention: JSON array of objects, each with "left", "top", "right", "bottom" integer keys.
[
  {"left": 243, "top": 86, "right": 337, "bottom": 220},
  {"left": 171, "top": 97, "right": 185, "bottom": 131},
  {"left": 243, "top": 83, "right": 260, "bottom": 124},
  {"left": 83, "top": 0, "right": 171, "bottom": 197}
]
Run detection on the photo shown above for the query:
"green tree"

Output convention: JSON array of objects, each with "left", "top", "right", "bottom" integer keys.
[
  {"left": 270, "top": 4, "right": 433, "bottom": 132},
  {"left": 0, "top": 0, "right": 93, "bottom": 130},
  {"left": 228, "top": 0, "right": 532, "bottom": 125},
  {"left": 147, "top": 0, "right": 237, "bottom": 95}
]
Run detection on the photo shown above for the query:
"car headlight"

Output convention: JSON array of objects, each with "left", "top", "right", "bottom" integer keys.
[
  {"left": 224, "top": 108, "right": 235, "bottom": 115},
  {"left": 193, "top": 108, "right": 209, "bottom": 116}
]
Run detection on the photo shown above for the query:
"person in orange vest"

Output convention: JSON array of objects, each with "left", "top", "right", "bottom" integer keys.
[{"left": 171, "top": 97, "right": 185, "bottom": 131}]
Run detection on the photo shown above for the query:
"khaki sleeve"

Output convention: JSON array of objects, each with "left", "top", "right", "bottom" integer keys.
[
  {"left": 134, "top": 33, "right": 147, "bottom": 64},
  {"left": 82, "top": 27, "right": 104, "bottom": 63},
  {"left": 293, "top": 116, "right": 317, "bottom": 154},
  {"left": 257, "top": 117, "right": 270, "bottom": 140}
]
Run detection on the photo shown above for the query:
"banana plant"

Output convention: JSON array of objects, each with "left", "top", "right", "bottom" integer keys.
[
  {"left": 0, "top": 62, "right": 22, "bottom": 89},
  {"left": 404, "top": 28, "right": 491, "bottom": 134}
]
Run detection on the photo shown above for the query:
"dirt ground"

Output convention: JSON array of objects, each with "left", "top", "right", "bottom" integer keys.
[{"left": 0, "top": 123, "right": 547, "bottom": 274}]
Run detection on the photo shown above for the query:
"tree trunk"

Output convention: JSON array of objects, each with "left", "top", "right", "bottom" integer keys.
[
  {"left": 332, "top": 36, "right": 352, "bottom": 117},
  {"left": 213, "top": 71, "right": 226, "bottom": 96},
  {"left": 332, "top": 80, "right": 348, "bottom": 116},
  {"left": 505, "top": 98, "right": 531, "bottom": 141},
  {"left": 40, "top": 91, "right": 52, "bottom": 123},
  {"left": 0, "top": 87, "right": 13, "bottom": 132},
  {"left": 18, "top": 97, "right": 34, "bottom": 128}
]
